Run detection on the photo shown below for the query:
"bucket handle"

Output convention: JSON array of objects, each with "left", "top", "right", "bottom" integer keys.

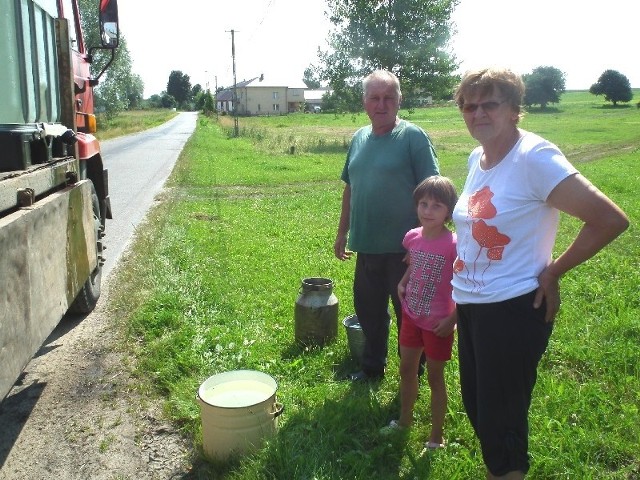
[
  {"left": 196, "top": 394, "right": 284, "bottom": 419},
  {"left": 271, "top": 401, "right": 284, "bottom": 419}
]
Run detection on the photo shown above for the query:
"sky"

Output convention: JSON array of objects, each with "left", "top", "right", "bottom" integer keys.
[{"left": 117, "top": 0, "right": 640, "bottom": 98}]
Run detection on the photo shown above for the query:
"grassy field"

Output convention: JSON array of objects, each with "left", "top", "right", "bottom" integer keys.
[
  {"left": 95, "top": 109, "right": 178, "bottom": 140},
  {"left": 108, "top": 91, "right": 639, "bottom": 479}
]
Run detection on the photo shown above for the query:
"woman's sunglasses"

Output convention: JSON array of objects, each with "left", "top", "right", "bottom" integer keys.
[{"left": 459, "top": 100, "right": 505, "bottom": 114}]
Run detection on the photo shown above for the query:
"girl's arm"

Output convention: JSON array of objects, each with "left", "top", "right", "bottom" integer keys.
[
  {"left": 397, "top": 256, "right": 411, "bottom": 301},
  {"left": 433, "top": 309, "right": 457, "bottom": 338}
]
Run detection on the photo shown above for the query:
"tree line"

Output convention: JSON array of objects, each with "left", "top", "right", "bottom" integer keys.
[{"left": 146, "top": 71, "right": 215, "bottom": 114}]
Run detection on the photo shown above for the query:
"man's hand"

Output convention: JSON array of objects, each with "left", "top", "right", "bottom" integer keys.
[{"left": 334, "top": 233, "right": 352, "bottom": 261}]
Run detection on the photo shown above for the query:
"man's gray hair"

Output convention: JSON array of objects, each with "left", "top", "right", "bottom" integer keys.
[{"left": 363, "top": 70, "right": 402, "bottom": 98}]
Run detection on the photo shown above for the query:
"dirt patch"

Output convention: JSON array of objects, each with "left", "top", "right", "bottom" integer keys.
[
  {"left": 566, "top": 143, "right": 638, "bottom": 163},
  {"left": 0, "top": 280, "right": 194, "bottom": 480}
]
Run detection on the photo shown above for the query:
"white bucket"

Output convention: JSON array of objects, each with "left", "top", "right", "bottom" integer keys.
[{"left": 197, "top": 370, "right": 284, "bottom": 460}]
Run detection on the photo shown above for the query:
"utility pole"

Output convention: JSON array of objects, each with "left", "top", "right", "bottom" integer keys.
[
  {"left": 228, "top": 29, "right": 239, "bottom": 137},
  {"left": 215, "top": 75, "right": 218, "bottom": 121}
]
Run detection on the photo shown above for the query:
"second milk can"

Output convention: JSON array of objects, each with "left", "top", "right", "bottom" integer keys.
[{"left": 294, "top": 277, "right": 339, "bottom": 346}]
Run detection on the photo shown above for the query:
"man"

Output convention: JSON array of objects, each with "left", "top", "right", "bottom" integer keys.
[{"left": 334, "top": 70, "right": 440, "bottom": 381}]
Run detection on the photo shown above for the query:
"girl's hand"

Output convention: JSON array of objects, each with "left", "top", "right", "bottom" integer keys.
[
  {"left": 397, "top": 283, "right": 406, "bottom": 301},
  {"left": 433, "top": 312, "right": 456, "bottom": 337}
]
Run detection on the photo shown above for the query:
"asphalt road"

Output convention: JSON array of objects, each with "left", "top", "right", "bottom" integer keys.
[{"left": 100, "top": 111, "right": 197, "bottom": 279}]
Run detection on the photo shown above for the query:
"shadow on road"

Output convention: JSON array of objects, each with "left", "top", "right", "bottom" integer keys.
[{"left": 0, "top": 311, "right": 88, "bottom": 468}]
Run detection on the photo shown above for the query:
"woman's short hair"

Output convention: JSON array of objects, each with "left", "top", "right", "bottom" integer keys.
[
  {"left": 413, "top": 175, "right": 458, "bottom": 221},
  {"left": 454, "top": 68, "right": 525, "bottom": 122},
  {"left": 363, "top": 70, "right": 402, "bottom": 98}
]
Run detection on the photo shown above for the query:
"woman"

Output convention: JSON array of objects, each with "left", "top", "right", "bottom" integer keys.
[{"left": 451, "top": 68, "right": 628, "bottom": 479}]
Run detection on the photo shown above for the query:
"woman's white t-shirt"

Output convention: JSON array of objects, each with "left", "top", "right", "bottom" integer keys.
[{"left": 452, "top": 130, "right": 578, "bottom": 304}]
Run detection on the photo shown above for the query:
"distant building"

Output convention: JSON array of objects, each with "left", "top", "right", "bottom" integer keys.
[
  {"left": 304, "top": 88, "right": 330, "bottom": 112},
  {"left": 216, "top": 76, "right": 308, "bottom": 115}
]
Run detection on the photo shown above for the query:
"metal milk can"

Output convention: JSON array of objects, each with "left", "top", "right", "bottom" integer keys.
[{"left": 294, "top": 277, "right": 339, "bottom": 346}]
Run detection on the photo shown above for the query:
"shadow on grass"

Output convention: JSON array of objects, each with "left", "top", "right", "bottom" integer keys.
[
  {"left": 256, "top": 386, "right": 433, "bottom": 479},
  {"left": 279, "top": 337, "right": 366, "bottom": 382},
  {"left": 526, "top": 106, "right": 562, "bottom": 114},
  {"left": 596, "top": 103, "right": 635, "bottom": 109}
]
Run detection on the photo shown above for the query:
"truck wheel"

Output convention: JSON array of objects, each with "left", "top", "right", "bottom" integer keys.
[{"left": 68, "top": 186, "right": 103, "bottom": 313}]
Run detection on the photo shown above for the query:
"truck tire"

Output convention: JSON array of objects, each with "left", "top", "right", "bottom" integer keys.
[{"left": 68, "top": 185, "right": 103, "bottom": 314}]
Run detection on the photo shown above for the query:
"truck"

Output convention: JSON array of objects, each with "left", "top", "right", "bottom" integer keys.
[{"left": 0, "top": 0, "right": 119, "bottom": 400}]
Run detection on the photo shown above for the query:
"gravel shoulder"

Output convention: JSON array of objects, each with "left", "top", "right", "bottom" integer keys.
[{"left": 0, "top": 278, "right": 194, "bottom": 480}]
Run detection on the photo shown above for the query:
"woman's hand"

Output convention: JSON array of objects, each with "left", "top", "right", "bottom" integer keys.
[{"left": 535, "top": 266, "right": 561, "bottom": 323}]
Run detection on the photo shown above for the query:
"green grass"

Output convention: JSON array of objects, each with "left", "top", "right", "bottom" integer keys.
[
  {"left": 108, "top": 91, "right": 639, "bottom": 479},
  {"left": 95, "top": 109, "right": 178, "bottom": 140}
]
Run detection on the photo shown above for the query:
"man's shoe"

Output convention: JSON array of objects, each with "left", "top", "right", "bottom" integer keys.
[
  {"left": 348, "top": 370, "right": 384, "bottom": 382},
  {"left": 348, "top": 370, "right": 368, "bottom": 381}
]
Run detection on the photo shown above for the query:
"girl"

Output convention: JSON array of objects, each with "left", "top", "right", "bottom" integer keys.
[{"left": 382, "top": 175, "right": 458, "bottom": 450}]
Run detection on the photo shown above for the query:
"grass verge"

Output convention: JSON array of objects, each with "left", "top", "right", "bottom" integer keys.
[{"left": 96, "top": 109, "right": 179, "bottom": 140}]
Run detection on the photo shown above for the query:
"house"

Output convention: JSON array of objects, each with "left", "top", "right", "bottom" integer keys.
[
  {"left": 304, "top": 88, "right": 329, "bottom": 112},
  {"left": 216, "top": 76, "right": 308, "bottom": 115},
  {"left": 215, "top": 77, "right": 257, "bottom": 113}
]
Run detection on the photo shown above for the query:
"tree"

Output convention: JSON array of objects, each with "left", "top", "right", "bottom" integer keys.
[
  {"left": 303, "top": 67, "right": 322, "bottom": 89},
  {"left": 310, "top": 0, "right": 459, "bottom": 111},
  {"left": 78, "top": 0, "right": 144, "bottom": 117},
  {"left": 202, "top": 91, "right": 215, "bottom": 115},
  {"left": 193, "top": 88, "right": 214, "bottom": 114},
  {"left": 147, "top": 94, "right": 163, "bottom": 108},
  {"left": 523, "top": 66, "right": 566, "bottom": 109},
  {"left": 161, "top": 94, "right": 177, "bottom": 109},
  {"left": 166, "top": 71, "right": 192, "bottom": 107},
  {"left": 92, "top": 37, "right": 133, "bottom": 117},
  {"left": 125, "top": 73, "right": 144, "bottom": 109},
  {"left": 589, "top": 70, "right": 633, "bottom": 106}
]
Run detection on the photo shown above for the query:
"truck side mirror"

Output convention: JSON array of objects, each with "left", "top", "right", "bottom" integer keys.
[{"left": 99, "top": 0, "right": 119, "bottom": 48}]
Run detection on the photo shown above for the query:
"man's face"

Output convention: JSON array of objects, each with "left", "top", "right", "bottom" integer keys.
[{"left": 363, "top": 79, "right": 401, "bottom": 133}]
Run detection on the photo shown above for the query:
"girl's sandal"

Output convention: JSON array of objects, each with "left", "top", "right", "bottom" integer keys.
[
  {"left": 379, "top": 419, "right": 404, "bottom": 435},
  {"left": 421, "top": 441, "right": 445, "bottom": 453}
]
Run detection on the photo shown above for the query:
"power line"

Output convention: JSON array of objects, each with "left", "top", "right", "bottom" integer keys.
[{"left": 247, "top": 0, "right": 275, "bottom": 43}]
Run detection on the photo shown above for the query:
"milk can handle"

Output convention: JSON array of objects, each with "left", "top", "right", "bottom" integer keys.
[{"left": 271, "top": 401, "right": 284, "bottom": 418}]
